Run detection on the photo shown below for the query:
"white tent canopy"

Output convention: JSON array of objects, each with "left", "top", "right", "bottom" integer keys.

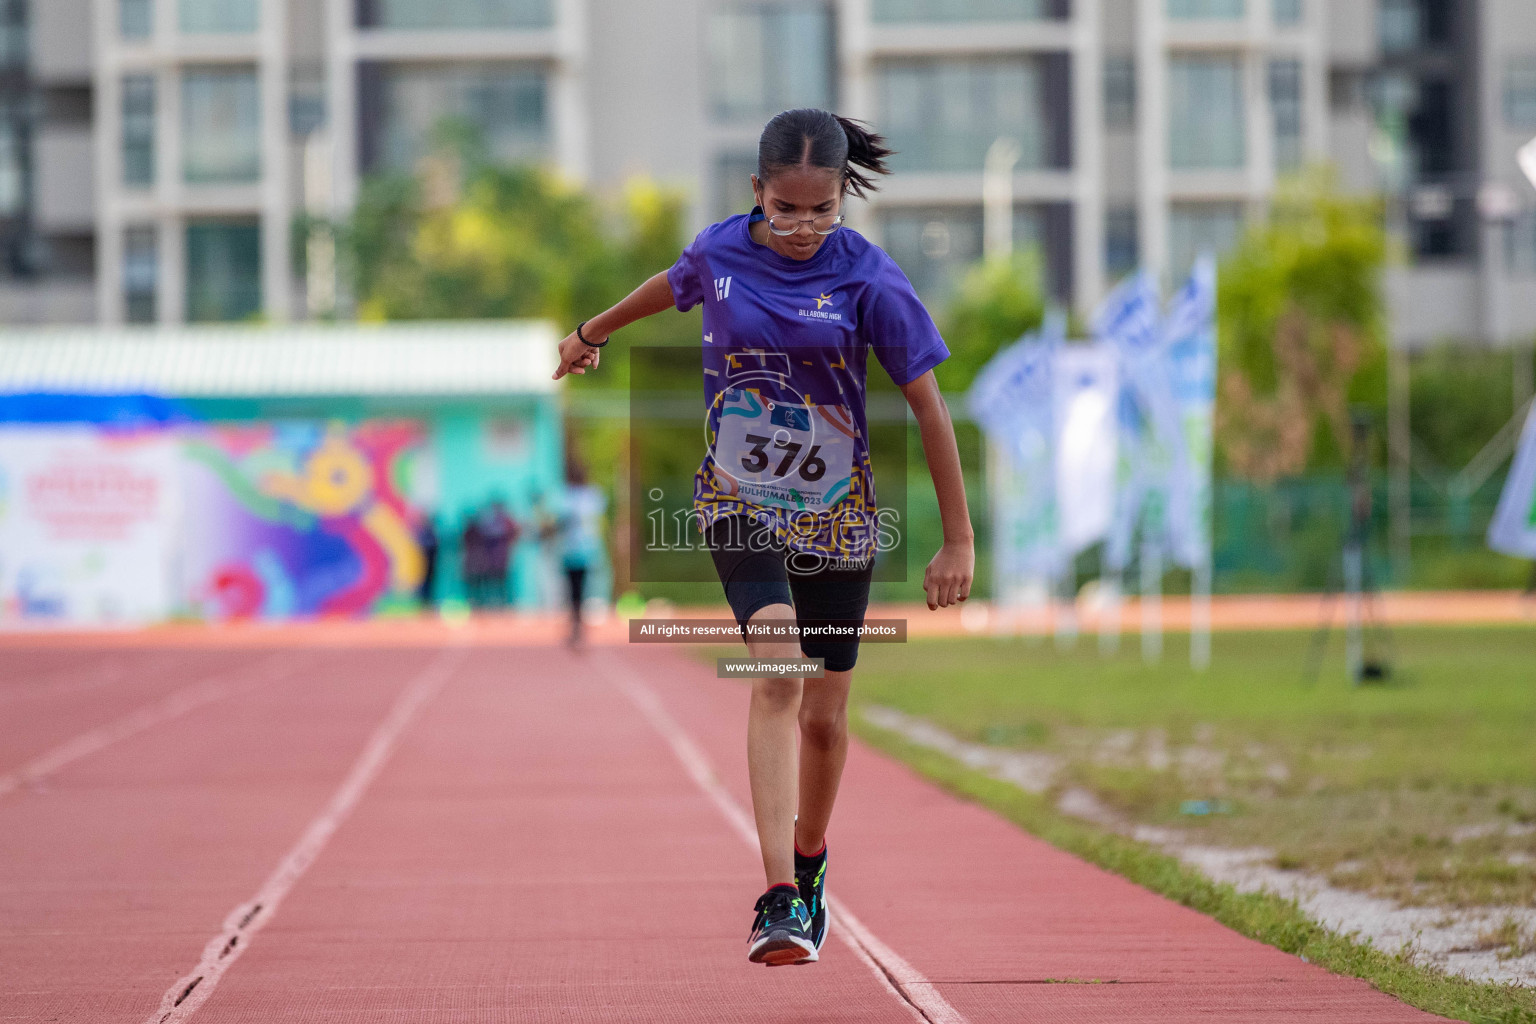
[{"left": 0, "top": 321, "right": 560, "bottom": 398}]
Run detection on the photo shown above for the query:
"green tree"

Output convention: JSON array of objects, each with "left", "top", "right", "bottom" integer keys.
[
  {"left": 328, "top": 139, "right": 700, "bottom": 587},
  {"left": 936, "top": 250, "right": 1047, "bottom": 394},
  {"left": 334, "top": 139, "right": 693, "bottom": 394},
  {"left": 1409, "top": 344, "right": 1528, "bottom": 471},
  {"left": 344, "top": 165, "right": 679, "bottom": 323},
  {"left": 1215, "top": 170, "right": 1388, "bottom": 481}
]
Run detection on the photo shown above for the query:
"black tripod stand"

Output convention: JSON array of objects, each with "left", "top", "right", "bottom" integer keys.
[{"left": 1305, "top": 413, "right": 1394, "bottom": 686}]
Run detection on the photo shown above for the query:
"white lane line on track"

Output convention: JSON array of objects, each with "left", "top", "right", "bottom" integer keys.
[
  {"left": 0, "top": 654, "right": 293, "bottom": 800},
  {"left": 143, "top": 647, "right": 465, "bottom": 1024},
  {"left": 602, "top": 653, "right": 969, "bottom": 1024}
]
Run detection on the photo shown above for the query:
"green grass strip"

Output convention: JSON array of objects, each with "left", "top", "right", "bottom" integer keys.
[{"left": 852, "top": 716, "right": 1536, "bottom": 1024}]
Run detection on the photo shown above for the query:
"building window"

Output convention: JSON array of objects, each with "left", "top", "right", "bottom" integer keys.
[
  {"left": 883, "top": 207, "right": 979, "bottom": 301},
  {"left": 0, "top": 95, "right": 24, "bottom": 218},
  {"left": 1105, "top": 206, "right": 1138, "bottom": 278},
  {"left": 1411, "top": 77, "right": 1455, "bottom": 176},
  {"left": 182, "top": 67, "right": 261, "bottom": 184},
  {"left": 882, "top": 205, "right": 1049, "bottom": 301},
  {"left": 120, "top": 0, "right": 153, "bottom": 38},
  {"left": 708, "top": 4, "right": 832, "bottom": 123},
  {"left": 1167, "top": 0, "right": 1243, "bottom": 19},
  {"left": 186, "top": 220, "right": 261, "bottom": 322},
  {"left": 1168, "top": 55, "right": 1245, "bottom": 169},
  {"left": 1409, "top": 183, "right": 1465, "bottom": 258},
  {"left": 288, "top": 91, "right": 326, "bottom": 139},
  {"left": 1505, "top": 57, "right": 1536, "bottom": 129},
  {"left": 871, "top": 0, "right": 1053, "bottom": 21},
  {"left": 1268, "top": 58, "right": 1302, "bottom": 172},
  {"left": 1104, "top": 55, "right": 1135, "bottom": 129},
  {"left": 124, "top": 226, "right": 158, "bottom": 324},
  {"left": 43, "top": 235, "right": 95, "bottom": 278},
  {"left": 1329, "top": 68, "right": 1365, "bottom": 112},
  {"left": 179, "top": 0, "right": 258, "bottom": 32},
  {"left": 1169, "top": 202, "right": 1242, "bottom": 279},
  {"left": 122, "top": 75, "right": 155, "bottom": 187},
  {"left": 878, "top": 57, "right": 1052, "bottom": 173},
  {"left": 1506, "top": 212, "right": 1536, "bottom": 276},
  {"left": 1377, "top": 0, "right": 1418, "bottom": 54},
  {"left": 368, "top": 64, "right": 548, "bottom": 173},
  {"left": 0, "top": 0, "right": 23, "bottom": 67},
  {"left": 361, "top": 0, "right": 554, "bottom": 30},
  {"left": 1272, "top": 0, "right": 1301, "bottom": 25},
  {"left": 715, "top": 152, "right": 757, "bottom": 221}
]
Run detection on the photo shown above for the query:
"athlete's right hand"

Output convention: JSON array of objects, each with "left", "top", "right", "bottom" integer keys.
[{"left": 552, "top": 330, "right": 602, "bottom": 380}]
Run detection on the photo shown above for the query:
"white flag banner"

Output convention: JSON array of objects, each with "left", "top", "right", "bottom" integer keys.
[
  {"left": 987, "top": 432, "right": 1060, "bottom": 587},
  {"left": 967, "top": 314, "right": 1064, "bottom": 463},
  {"left": 1096, "top": 272, "right": 1184, "bottom": 571},
  {"left": 970, "top": 324, "right": 1064, "bottom": 584},
  {"left": 1053, "top": 343, "right": 1119, "bottom": 556},
  {"left": 1163, "top": 256, "right": 1218, "bottom": 569},
  {"left": 1092, "top": 270, "right": 1162, "bottom": 356},
  {"left": 0, "top": 426, "right": 182, "bottom": 626},
  {"left": 967, "top": 333, "right": 1044, "bottom": 446},
  {"left": 1104, "top": 375, "right": 1167, "bottom": 572},
  {"left": 1487, "top": 403, "right": 1536, "bottom": 558},
  {"left": 1095, "top": 268, "right": 1213, "bottom": 572}
]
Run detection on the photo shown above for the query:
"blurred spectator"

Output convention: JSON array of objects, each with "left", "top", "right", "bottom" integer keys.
[
  {"left": 553, "top": 460, "right": 606, "bottom": 648},
  {"left": 479, "top": 497, "right": 519, "bottom": 609},
  {"left": 461, "top": 513, "right": 487, "bottom": 608},
  {"left": 415, "top": 512, "right": 439, "bottom": 611}
]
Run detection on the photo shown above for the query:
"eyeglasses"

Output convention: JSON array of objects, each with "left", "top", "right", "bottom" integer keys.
[{"left": 765, "top": 213, "right": 844, "bottom": 236}]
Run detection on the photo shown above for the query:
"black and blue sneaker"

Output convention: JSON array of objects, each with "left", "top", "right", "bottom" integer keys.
[
  {"left": 794, "top": 842, "right": 829, "bottom": 950},
  {"left": 747, "top": 883, "right": 817, "bottom": 965}
]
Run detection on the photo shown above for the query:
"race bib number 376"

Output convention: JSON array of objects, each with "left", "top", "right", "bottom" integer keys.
[{"left": 711, "top": 387, "right": 855, "bottom": 512}]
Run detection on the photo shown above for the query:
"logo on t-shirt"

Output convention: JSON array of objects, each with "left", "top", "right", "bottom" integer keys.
[
  {"left": 798, "top": 291, "right": 842, "bottom": 322},
  {"left": 714, "top": 276, "right": 733, "bottom": 301}
]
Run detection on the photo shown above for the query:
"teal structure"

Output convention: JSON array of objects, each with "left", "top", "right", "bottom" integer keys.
[
  {"left": 185, "top": 392, "right": 584, "bottom": 612},
  {"left": 0, "top": 321, "right": 603, "bottom": 616}
]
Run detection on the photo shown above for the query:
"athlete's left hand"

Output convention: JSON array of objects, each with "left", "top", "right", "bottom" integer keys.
[{"left": 923, "top": 539, "right": 973, "bottom": 611}]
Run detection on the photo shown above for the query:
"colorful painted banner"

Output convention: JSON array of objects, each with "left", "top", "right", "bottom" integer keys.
[
  {"left": 181, "top": 420, "right": 430, "bottom": 620},
  {"left": 0, "top": 427, "right": 181, "bottom": 626}
]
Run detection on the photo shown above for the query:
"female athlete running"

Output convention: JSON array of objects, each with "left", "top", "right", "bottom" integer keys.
[{"left": 553, "top": 108, "right": 973, "bottom": 966}]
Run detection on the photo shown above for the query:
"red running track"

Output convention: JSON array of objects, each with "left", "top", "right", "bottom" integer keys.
[{"left": 0, "top": 641, "right": 1449, "bottom": 1023}]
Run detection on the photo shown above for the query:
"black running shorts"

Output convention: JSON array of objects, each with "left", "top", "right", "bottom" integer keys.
[{"left": 704, "top": 513, "right": 874, "bottom": 673}]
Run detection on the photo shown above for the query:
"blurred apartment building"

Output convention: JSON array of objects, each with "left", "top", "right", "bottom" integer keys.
[{"left": 1, "top": 0, "right": 1533, "bottom": 346}]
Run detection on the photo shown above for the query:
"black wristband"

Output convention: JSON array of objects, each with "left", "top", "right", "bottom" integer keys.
[{"left": 576, "top": 321, "right": 608, "bottom": 348}]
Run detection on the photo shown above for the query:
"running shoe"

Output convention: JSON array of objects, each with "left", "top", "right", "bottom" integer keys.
[
  {"left": 747, "top": 883, "right": 818, "bottom": 965},
  {"left": 794, "top": 842, "right": 829, "bottom": 950}
]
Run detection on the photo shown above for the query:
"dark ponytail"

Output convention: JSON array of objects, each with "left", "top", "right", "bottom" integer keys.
[{"left": 757, "top": 108, "right": 895, "bottom": 200}]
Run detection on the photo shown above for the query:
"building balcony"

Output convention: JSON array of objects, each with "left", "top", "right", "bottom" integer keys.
[
  {"left": 866, "top": 21, "right": 1075, "bottom": 57},
  {"left": 112, "top": 183, "right": 265, "bottom": 220},
  {"left": 873, "top": 168, "right": 1078, "bottom": 206},
  {"left": 34, "top": 128, "right": 95, "bottom": 232},
  {"left": 1166, "top": 168, "right": 1261, "bottom": 200},
  {"left": 349, "top": 28, "right": 565, "bottom": 62},
  {"left": 0, "top": 279, "right": 96, "bottom": 325}
]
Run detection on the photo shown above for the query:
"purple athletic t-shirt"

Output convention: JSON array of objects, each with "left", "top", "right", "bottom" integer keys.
[{"left": 667, "top": 209, "right": 950, "bottom": 561}]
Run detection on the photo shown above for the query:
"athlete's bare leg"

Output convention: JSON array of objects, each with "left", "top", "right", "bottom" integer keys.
[
  {"left": 795, "top": 667, "right": 850, "bottom": 855},
  {"left": 744, "top": 602, "right": 803, "bottom": 887}
]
